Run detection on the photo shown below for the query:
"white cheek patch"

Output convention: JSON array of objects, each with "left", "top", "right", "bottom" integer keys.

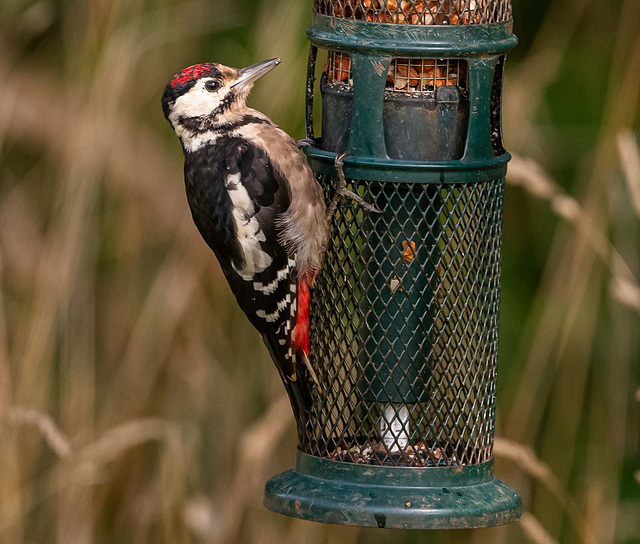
[
  {"left": 170, "top": 83, "right": 222, "bottom": 121},
  {"left": 169, "top": 82, "right": 224, "bottom": 151},
  {"left": 225, "top": 173, "right": 273, "bottom": 279}
]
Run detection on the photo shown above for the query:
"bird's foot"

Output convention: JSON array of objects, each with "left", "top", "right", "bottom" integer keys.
[
  {"left": 296, "top": 138, "right": 316, "bottom": 149},
  {"left": 326, "top": 152, "right": 382, "bottom": 222}
]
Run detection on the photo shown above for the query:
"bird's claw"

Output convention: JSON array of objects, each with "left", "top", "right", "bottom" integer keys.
[
  {"left": 334, "top": 151, "right": 353, "bottom": 167},
  {"left": 326, "top": 152, "right": 382, "bottom": 221},
  {"left": 296, "top": 138, "right": 316, "bottom": 149}
]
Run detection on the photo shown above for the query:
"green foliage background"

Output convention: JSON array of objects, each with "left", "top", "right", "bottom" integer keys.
[{"left": 0, "top": 0, "right": 638, "bottom": 542}]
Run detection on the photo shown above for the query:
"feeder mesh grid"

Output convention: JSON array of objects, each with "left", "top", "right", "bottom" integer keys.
[
  {"left": 326, "top": 52, "right": 468, "bottom": 92},
  {"left": 314, "top": 0, "right": 512, "bottom": 25},
  {"left": 303, "top": 175, "right": 504, "bottom": 467}
]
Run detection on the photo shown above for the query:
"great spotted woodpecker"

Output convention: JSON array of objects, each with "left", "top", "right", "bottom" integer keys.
[{"left": 162, "top": 58, "right": 328, "bottom": 424}]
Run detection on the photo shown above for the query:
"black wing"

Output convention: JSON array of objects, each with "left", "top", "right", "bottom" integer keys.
[
  {"left": 184, "top": 134, "right": 312, "bottom": 417},
  {"left": 184, "top": 135, "right": 293, "bottom": 322},
  {"left": 183, "top": 134, "right": 309, "bottom": 392}
]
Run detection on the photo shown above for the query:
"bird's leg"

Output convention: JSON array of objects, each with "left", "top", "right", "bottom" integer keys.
[{"left": 326, "top": 152, "right": 381, "bottom": 223}]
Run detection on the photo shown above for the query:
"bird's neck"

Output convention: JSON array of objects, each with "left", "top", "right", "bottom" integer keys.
[{"left": 177, "top": 108, "right": 271, "bottom": 153}]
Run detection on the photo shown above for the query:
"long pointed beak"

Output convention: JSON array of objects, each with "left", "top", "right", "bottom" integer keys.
[{"left": 232, "top": 58, "right": 281, "bottom": 91}]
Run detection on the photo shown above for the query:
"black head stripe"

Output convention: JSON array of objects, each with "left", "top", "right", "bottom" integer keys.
[
  {"left": 176, "top": 113, "right": 271, "bottom": 138},
  {"left": 211, "top": 90, "right": 237, "bottom": 117}
]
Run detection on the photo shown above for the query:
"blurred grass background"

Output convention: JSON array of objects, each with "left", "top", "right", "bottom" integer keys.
[{"left": 0, "top": 0, "right": 639, "bottom": 542}]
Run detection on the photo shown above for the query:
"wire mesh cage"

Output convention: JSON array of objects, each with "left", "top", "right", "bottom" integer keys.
[
  {"left": 302, "top": 176, "right": 503, "bottom": 468},
  {"left": 326, "top": 52, "right": 467, "bottom": 91},
  {"left": 265, "top": 0, "right": 519, "bottom": 530},
  {"left": 314, "top": 0, "right": 512, "bottom": 25}
]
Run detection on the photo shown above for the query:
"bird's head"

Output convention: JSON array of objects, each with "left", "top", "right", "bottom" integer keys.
[{"left": 162, "top": 58, "right": 280, "bottom": 137}]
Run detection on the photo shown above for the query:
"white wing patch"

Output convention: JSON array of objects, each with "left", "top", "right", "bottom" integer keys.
[{"left": 225, "top": 172, "right": 273, "bottom": 280}]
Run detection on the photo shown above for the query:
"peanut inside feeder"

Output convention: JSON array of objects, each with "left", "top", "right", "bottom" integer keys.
[{"left": 328, "top": 0, "right": 485, "bottom": 25}]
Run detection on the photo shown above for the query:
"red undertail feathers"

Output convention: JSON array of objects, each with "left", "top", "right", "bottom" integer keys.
[{"left": 292, "top": 277, "right": 310, "bottom": 356}]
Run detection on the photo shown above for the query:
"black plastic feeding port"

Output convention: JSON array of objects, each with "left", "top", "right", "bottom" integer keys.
[
  {"left": 264, "top": 0, "right": 521, "bottom": 530},
  {"left": 321, "top": 55, "right": 469, "bottom": 160}
]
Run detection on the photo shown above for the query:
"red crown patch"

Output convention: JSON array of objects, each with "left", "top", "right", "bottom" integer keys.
[{"left": 170, "top": 63, "right": 216, "bottom": 88}]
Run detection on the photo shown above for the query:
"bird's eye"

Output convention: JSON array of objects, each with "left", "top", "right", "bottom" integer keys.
[{"left": 204, "top": 80, "right": 222, "bottom": 93}]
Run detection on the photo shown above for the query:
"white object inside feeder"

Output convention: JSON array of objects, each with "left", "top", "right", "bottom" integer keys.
[{"left": 381, "top": 404, "right": 410, "bottom": 452}]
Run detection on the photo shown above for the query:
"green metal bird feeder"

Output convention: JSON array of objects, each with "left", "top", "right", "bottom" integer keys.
[{"left": 264, "top": 0, "right": 520, "bottom": 529}]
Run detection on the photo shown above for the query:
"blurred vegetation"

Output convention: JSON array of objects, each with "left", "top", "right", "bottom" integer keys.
[{"left": 0, "top": 0, "right": 638, "bottom": 543}]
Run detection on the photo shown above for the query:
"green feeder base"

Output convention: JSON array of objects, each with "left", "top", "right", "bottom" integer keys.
[{"left": 264, "top": 451, "right": 521, "bottom": 530}]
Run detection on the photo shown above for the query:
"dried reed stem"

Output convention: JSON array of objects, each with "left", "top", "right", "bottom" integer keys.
[
  {"left": 508, "top": 153, "right": 640, "bottom": 316},
  {"left": 5, "top": 406, "right": 71, "bottom": 459}
]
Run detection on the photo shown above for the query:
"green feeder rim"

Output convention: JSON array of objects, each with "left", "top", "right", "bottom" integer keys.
[
  {"left": 265, "top": 451, "right": 522, "bottom": 529},
  {"left": 304, "top": 147, "right": 511, "bottom": 183},
  {"left": 307, "top": 15, "right": 517, "bottom": 56}
]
